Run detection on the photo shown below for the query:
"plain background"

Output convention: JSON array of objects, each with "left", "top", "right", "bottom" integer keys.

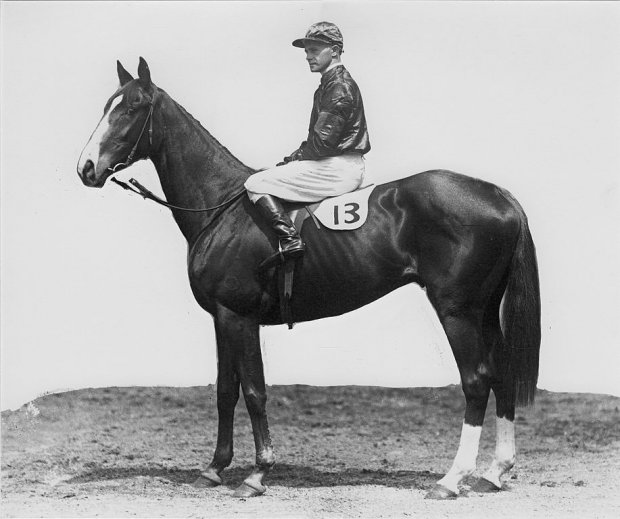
[{"left": 2, "top": 1, "right": 619, "bottom": 411}]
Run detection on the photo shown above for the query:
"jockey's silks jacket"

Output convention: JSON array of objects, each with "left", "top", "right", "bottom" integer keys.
[{"left": 296, "top": 65, "right": 371, "bottom": 161}]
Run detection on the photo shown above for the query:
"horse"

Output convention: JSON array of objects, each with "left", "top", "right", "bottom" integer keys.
[{"left": 77, "top": 58, "right": 540, "bottom": 500}]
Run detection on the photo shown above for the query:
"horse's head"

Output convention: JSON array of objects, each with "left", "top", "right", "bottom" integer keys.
[{"left": 77, "top": 57, "right": 156, "bottom": 187}]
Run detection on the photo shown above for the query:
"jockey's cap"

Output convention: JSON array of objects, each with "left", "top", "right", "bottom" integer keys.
[{"left": 292, "top": 22, "right": 343, "bottom": 51}]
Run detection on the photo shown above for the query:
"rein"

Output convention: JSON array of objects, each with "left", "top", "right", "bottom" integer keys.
[
  {"left": 111, "top": 177, "right": 246, "bottom": 213},
  {"left": 107, "top": 94, "right": 247, "bottom": 213}
]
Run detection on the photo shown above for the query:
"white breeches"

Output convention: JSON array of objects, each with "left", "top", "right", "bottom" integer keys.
[{"left": 244, "top": 154, "right": 365, "bottom": 203}]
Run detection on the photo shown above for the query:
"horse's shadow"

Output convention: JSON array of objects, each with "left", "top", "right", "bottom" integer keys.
[{"left": 67, "top": 464, "right": 443, "bottom": 490}]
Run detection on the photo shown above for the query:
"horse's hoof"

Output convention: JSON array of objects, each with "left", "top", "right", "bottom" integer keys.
[
  {"left": 193, "top": 471, "right": 222, "bottom": 488},
  {"left": 232, "top": 481, "right": 266, "bottom": 498},
  {"left": 425, "top": 484, "right": 458, "bottom": 500},
  {"left": 471, "top": 478, "right": 501, "bottom": 493}
]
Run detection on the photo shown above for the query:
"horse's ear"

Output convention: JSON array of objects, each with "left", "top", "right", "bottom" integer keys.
[
  {"left": 137, "top": 57, "right": 152, "bottom": 89},
  {"left": 117, "top": 60, "right": 134, "bottom": 86}
]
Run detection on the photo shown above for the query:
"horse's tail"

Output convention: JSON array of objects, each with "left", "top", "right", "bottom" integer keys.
[{"left": 500, "top": 192, "right": 541, "bottom": 408}]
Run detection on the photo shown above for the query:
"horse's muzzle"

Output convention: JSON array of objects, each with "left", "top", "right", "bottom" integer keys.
[{"left": 77, "top": 159, "right": 105, "bottom": 188}]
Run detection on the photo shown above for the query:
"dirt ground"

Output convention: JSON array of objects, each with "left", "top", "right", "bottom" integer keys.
[{"left": 1, "top": 385, "right": 619, "bottom": 518}]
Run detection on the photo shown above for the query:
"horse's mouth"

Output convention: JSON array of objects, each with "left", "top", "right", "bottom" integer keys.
[{"left": 91, "top": 176, "right": 108, "bottom": 188}]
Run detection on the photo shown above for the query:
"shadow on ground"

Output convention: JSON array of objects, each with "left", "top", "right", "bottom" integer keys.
[{"left": 66, "top": 464, "right": 443, "bottom": 490}]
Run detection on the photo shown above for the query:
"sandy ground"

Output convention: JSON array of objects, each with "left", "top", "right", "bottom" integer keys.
[{"left": 2, "top": 385, "right": 619, "bottom": 518}]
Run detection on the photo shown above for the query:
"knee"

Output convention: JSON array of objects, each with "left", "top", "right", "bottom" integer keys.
[
  {"left": 243, "top": 178, "right": 254, "bottom": 191},
  {"left": 244, "top": 167, "right": 272, "bottom": 190},
  {"left": 217, "top": 389, "right": 239, "bottom": 412},
  {"left": 246, "top": 190, "right": 265, "bottom": 204},
  {"left": 244, "top": 173, "right": 261, "bottom": 194},
  {"left": 244, "top": 179, "right": 266, "bottom": 204},
  {"left": 243, "top": 388, "right": 267, "bottom": 415}
]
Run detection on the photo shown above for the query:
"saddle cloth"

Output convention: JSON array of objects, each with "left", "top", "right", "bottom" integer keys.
[{"left": 290, "top": 184, "right": 376, "bottom": 231}]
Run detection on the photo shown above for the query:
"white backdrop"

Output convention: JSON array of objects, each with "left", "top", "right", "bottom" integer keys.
[{"left": 2, "top": 1, "right": 619, "bottom": 411}]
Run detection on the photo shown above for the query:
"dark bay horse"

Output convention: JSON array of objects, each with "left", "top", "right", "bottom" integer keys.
[{"left": 77, "top": 58, "right": 540, "bottom": 500}]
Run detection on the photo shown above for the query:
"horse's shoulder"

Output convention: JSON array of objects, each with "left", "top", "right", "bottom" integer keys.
[{"left": 188, "top": 207, "right": 257, "bottom": 266}]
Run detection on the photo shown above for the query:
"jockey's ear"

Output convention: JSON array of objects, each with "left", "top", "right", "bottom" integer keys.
[
  {"left": 117, "top": 60, "right": 134, "bottom": 86},
  {"left": 137, "top": 57, "right": 152, "bottom": 90}
]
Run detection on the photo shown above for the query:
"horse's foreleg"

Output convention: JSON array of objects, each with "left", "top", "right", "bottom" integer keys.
[
  {"left": 215, "top": 304, "right": 275, "bottom": 498},
  {"left": 426, "top": 308, "right": 491, "bottom": 500},
  {"left": 194, "top": 320, "right": 240, "bottom": 488}
]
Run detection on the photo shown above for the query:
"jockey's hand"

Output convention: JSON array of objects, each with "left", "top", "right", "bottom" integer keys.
[
  {"left": 279, "top": 144, "right": 305, "bottom": 166},
  {"left": 281, "top": 154, "right": 295, "bottom": 165},
  {"left": 277, "top": 156, "right": 294, "bottom": 167}
]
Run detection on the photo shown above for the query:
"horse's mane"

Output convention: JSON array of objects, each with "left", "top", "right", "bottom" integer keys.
[{"left": 159, "top": 87, "right": 255, "bottom": 175}]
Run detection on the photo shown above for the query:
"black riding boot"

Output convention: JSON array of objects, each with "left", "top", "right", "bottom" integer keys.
[{"left": 255, "top": 195, "right": 305, "bottom": 265}]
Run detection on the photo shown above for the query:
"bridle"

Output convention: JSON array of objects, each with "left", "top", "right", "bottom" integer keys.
[
  {"left": 107, "top": 94, "right": 246, "bottom": 213},
  {"left": 108, "top": 99, "right": 155, "bottom": 174}
]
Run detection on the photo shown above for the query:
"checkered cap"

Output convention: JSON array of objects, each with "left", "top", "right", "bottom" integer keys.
[{"left": 292, "top": 22, "right": 343, "bottom": 50}]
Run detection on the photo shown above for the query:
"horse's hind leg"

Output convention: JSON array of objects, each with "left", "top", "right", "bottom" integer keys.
[
  {"left": 426, "top": 301, "right": 491, "bottom": 500},
  {"left": 474, "top": 288, "right": 517, "bottom": 492},
  {"left": 475, "top": 391, "right": 516, "bottom": 491},
  {"left": 474, "top": 323, "right": 516, "bottom": 491}
]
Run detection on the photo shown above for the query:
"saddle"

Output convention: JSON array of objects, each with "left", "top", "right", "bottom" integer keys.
[{"left": 273, "top": 184, "right": 376, "bottom": 329}]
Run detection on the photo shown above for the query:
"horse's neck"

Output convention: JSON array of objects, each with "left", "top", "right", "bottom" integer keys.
[{"left": 149, "top": 91, "right": 252, "bottom": 243}]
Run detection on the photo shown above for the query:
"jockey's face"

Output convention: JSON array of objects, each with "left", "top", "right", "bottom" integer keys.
[{"left": 304, "top": 42, "right": 339, "bottom": 74}]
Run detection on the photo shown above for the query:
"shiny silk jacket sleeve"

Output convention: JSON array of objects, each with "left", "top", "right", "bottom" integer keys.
[{"left": 298, "top": 66, "right": 370, "bottom": 161}]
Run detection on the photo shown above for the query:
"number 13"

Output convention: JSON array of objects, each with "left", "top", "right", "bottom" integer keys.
[{"left": 333, "top": 202, "right": 361, "bottom": 225}]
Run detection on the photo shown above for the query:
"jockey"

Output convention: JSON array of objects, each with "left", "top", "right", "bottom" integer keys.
[{"left": 245, "top": 21, "right": 371, "bottom": 264}]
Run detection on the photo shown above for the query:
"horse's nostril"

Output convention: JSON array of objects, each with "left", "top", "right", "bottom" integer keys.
[
  {"left": 83, "top": 160, "right": 95, "bottom": 176},
  {"left": 78, "top": 159, "right": 99, "bottom": 186}
]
